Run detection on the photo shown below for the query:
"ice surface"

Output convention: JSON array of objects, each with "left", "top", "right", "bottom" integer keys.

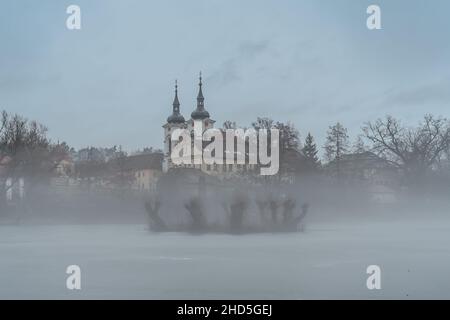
[{"left": 1, "top": 215, "right": 450, "bottom": 299}]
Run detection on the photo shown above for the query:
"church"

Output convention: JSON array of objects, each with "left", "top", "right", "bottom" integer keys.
[{"left": 162, "top": 74, "right": 255, "bottom": 176}]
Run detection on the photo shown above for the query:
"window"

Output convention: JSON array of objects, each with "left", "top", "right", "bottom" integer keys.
[{"left": 168, "top": 137, "right": 172, "bottom": 153}]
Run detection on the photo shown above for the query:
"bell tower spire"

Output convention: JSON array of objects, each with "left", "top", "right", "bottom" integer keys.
[
  {"left": 191, "top": 71, "right": 210, "bottom": 120},
  {"left": 197, "top": 72, "right": 204, "bottom": 106},
  {"left": 167, "top": 80, "right": 185, "bottom": 124}
]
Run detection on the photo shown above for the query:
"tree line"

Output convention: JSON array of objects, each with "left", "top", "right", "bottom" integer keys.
[
  {"left": 2, "top": 109, "right": 450, "bottom": 211},
  {"left": 0, "top": 110, "right": 162, "bottom": 210},
  {"left": 224, "top": 114, "right": 450, "bottom": 192}
]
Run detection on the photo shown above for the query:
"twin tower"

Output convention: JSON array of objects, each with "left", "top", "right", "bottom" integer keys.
[{"left": 162, "top": 73, "right": 216, "bottom": 172}]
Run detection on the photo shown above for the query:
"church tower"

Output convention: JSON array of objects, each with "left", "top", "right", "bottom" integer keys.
[
  {"left": 162, "top": 73, "right": 218, "bottom": 173},
  {"left": 187, "top": 73, "right": 215, "bottom": 171},
  {"left": 163, "top": 80, "right": 186, "bottom": 172},
  {"left": 188, "top": 72, "right": 215, "bottom": 131}
]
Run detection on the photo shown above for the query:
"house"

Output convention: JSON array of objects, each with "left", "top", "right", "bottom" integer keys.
[
  {"left": 0, "top": 155, "right": 11, "bottom": 176},
  {"left": 327, "top": 151, "right": 400, "bottom": 203},
  {"left": 0, "top": 156, "right": 25, "bottom": 204},
  {"left": 119, "top": 153, "right": 163, "bottom": 193},
  {"left": 54, "top": 158, "right": 75, "bottom": 177},
  {"left": 73, "top": 152, "right": 163, "bottom": 193}
]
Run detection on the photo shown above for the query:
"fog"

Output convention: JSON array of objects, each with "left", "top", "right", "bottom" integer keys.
[{"left": 1, "top": 175, "right": 450, "bottom": 299}]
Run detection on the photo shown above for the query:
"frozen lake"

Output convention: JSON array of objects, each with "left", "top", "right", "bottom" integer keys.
[{"left": 1, "top": 216, "right": 450, "bottom": 299}]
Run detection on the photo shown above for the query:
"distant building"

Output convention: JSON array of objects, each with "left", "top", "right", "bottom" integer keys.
[
  {"left": 327, "top": 151, "right": 400, "bottom": 203},
  {"left": 54, "top": 158, "right": 75, "bottom": 177},
  {"left": 0, "top": 156, "right": 25, "bottom": 204},
  {"left": 0, "top": 156, "right": 11, "bottom": 176},
  {"left": 119, "top": 153, "right": 163, "bottom": 193},
  {"left": 74, "top": 153, "right": 163, "bottom": 193}
]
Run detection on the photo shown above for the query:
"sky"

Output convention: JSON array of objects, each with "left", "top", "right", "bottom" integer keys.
[{"left": 1, "top": 0, "right": 449, "bottom": 153}]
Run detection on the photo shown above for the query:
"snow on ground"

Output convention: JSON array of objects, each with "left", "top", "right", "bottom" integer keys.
[{"left": 1, "top": 216, "right": 450, "bottom": 299}]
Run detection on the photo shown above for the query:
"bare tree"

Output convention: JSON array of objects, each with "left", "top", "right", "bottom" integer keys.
[
  {"left": 0, "top": 111, "right": 7, "bottom": 136},
  {"left": 362, "top": 115, "right": 450, "bottom": 184},
  {"left": 292, "top": 203, "right": 309, "bottom": 232},
  {"left": 324, "top": 122, "right": 349, "bottom": 179},
  {"left": 145, "top": 197, "right": 166, "bottom": 231},
  {"left": 252, "top": 118, "right": 303, "bottom": 178},
  {"left": 228, "top": 191, "right": 249, "bottom": 233},
  {"left": 222, "top": 120, "right": 237, "bottom": 130},
  {"left": 352, "top": 135, "right": 367, "bottom": 154},
  {"left": 281, "top": 196, "right": 296, "bottom": 225},
  {"left": 0, "top": 111, "right": 51, "bottom": 211},
  {"left": 108, "top": 146, "right": 134, "bottom": 194},
  {"left": 184, "top": 196, "right": 206, "bottom": 232},
  {"left": 251, "top": 117, "right": 274, "bottom": 131},
  {"left": 274, "top": 121, "right": 302, "bottom": 178}
]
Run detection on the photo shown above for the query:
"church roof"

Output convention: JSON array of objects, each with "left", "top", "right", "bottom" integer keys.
[
  {"left": 191, "top": 109, "right": 210, "bottom": 120},
  {"left": 167, "top": 113, "right": 185, "bottom": 124},
  {"left": 117, "top": 153, "right": 163, "bottom": 171}
]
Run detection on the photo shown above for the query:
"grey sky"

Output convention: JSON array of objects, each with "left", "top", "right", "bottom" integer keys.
[{"left": 1, "top": 0, "right": 449, "bottom": 152}]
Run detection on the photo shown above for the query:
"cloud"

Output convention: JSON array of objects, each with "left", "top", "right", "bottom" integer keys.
[
  {"left": 383, "top": 78, "right": 450, "bottom": 107},
  {"left": 206, "top": 40, "right": 270, "bottom": 87},
  {"left": 0, "top": 72, "right": 62, "bottom": 92}
]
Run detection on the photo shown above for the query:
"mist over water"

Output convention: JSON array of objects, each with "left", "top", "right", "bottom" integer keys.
[
  {"left": 2, "top": 211, "right": 450, "bottom": 299},
  {"left": 1, "top": 174, "right": 450, "bottom": 299}
]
